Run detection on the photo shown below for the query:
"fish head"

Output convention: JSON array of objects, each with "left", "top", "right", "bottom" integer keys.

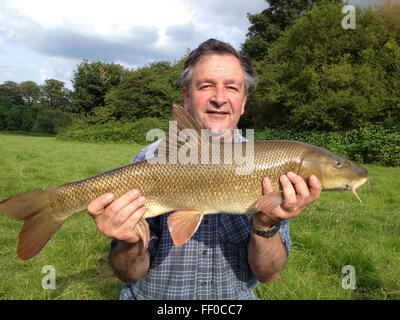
[{"left": 299, "top": 145, "right": 373, "bottom": 203}]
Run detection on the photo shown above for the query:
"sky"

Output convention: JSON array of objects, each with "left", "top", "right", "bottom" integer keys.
[{"left": 0, "top": 0, "right": 385, "bottom": 89}]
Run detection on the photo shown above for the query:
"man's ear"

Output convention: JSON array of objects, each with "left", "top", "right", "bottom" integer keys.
[
  {"left": 182, "top": 88, "right": 190, "bottom": 112},
  {"left": 240, "top": 96, "right": 248, "bottom": 115}
]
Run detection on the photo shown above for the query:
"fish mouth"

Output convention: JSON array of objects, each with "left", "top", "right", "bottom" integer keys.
[{"left": 346, "top": 176, "right": 373, "bottom": 204}]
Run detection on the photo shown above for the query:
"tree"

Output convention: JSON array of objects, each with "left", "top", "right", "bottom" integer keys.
[
  {"left": 105, "top": 59, "right": 184, "bottom": 121},
  {"left": 0, "top": 81, "right": 24, "bottom": 105},
  {"left": 242, "top": 0, "right": 343, "bottom": 60},
  {"left": 69, "top": 60, "right": 124, "bottom": 114},
  {"left": 19, "top": 80, "right": 41, "bottom": 106},
  {"left": 33, "top": 109, "right": 72, "bottom": 134},
  {"left": 246, "top": 1, "right": 400, "bottom": 130},
  {"left": 40, "top": 79, "right": 71, "bottom": 110}
]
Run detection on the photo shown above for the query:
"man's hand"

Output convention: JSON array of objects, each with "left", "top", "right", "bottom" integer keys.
[
  {"left": 253, "top": 172, "right": 322, "bottom": 229},
  {"left": 87, "top": 189, "right": 147, "bottom": 244}
]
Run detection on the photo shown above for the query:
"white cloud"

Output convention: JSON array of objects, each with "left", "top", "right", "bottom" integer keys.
[
  {"left": 39, "top": 69, "right": 48, "bottom": 81},
  {"left": 6, "top": 0, "right": 192, "bottom": 36},
  {"left": 48, "top": 56, "right": 79, "bottom": 85},
  {"left": 0, "top": 0, "right": 267, "bottom": 85}
]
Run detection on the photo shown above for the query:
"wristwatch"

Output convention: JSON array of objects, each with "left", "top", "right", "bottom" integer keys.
[{"left": 251, "top": 218, "right": 281, "bottom": 238}]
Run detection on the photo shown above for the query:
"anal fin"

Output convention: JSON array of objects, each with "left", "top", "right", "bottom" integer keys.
[
  {"left": 255, "top": 191, "right": 284, "bottom": 213},
  {"left": 135, "top": 217, "right": 150, "bottom": 248},
  {"left": 167, "top": 210, "right": 204, "bottom": 246}
]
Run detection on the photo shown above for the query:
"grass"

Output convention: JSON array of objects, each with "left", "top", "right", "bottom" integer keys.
[
  {"left": 255, "top": 165, "right": 400, "bottom": 300},
  {"left": 0, "top": 134, "right": 144, "bottom": 300},
  {"left": 0, "top": 133, "right": 399, "bottom": 300}
]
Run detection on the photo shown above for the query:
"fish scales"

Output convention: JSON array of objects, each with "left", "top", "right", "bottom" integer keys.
[{"left": 50, "top": 140, "right": 308, "bottom": 220}]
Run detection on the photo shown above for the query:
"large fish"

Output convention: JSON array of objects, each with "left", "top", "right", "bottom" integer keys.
[{"left": 0, "top": 104, "right": 372, "bottom": 260}]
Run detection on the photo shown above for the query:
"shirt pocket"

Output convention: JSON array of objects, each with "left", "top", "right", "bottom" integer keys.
[{"left": 218, "top": 214, "right": 251, "bottom": 245}]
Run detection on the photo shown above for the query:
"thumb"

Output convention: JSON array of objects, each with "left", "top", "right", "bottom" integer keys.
[
  {"left": 87, "top": 193, "right": 114, "bottom": 217},
  {"left": 262, "top": 177, "right": 274, "bottom": 194}
]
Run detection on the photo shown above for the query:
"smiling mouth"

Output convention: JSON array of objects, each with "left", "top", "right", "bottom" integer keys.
[{"left": 206, "top": 111, "right": 229, "bottom": 117}]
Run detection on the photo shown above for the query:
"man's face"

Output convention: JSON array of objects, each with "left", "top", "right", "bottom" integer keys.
[{"left": 182, "top": 54, "right": 247, "bottom": 134}]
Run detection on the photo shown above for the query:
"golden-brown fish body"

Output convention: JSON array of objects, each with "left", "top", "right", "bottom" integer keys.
[
  {"left": 52, "top": 140, "right": 304, "bottom": 220},
  {"left": 54, "top": 139, "right": 368, "bottom": 219},
  {"left": 0, "top": 105, "right": 371, "bottom": 260}
]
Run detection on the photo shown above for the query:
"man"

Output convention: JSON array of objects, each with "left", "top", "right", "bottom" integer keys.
[{"left": 88, "top": 39, "right": 322, "bottom": 299}]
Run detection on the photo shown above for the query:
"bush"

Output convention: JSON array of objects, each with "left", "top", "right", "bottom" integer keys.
[
  {"left": 254, "top": 123, "right": 400, "bottom": 166},
  {"left": 33, "top": 109, "right": 73, "bottom": 134},
  {"left": 60, "top": 117, "right": 169, "bottom": 144},
  {"left": 0, "top": 102, "right": 72, "bottom": 134},
  {"left": 61, "top": 121, "right": 400, "bottom": 166}
]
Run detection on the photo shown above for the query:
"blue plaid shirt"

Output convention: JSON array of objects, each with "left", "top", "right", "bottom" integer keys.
[{"left": 115, "top": 131, "right": 291, "bottom": 300}]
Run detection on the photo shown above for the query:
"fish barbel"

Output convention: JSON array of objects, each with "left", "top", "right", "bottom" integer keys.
[{"left": 0, "top": 104, "right": 372, "bottom": 260}]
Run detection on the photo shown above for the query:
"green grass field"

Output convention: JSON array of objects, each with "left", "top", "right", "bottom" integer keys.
[{"left": 0, "top": 134, "right": 399, "bottom": 300}]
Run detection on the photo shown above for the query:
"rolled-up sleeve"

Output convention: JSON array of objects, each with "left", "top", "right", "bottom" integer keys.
[
  {"left": 278, "top": 219, "right": 291, "bottom": 257},
  {"left": 110, "top": 216, "right": 160, "bottom": 257}
]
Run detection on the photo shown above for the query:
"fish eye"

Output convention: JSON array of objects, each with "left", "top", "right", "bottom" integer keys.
[{"left": 335, "top": 160, "right": 342, "bottom": 168}]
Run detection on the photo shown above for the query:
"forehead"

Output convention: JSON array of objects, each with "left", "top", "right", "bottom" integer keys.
[{"left": 191, "top": 54, "right": 244, "bottom": 80}]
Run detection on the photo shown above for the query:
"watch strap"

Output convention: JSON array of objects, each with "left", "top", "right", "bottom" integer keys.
[{"left": 251, "top": 219, "right": 281, "bottom": 238}]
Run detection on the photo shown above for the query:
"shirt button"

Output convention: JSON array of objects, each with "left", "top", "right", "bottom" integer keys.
[
  {"left": 202, "top": 250, "right": 207, "bottom": 255},
  {"left": 204, "top": 219, "right": 208, "bottom": 225},
  {"left": 201, "top": 281, "right": 206, "bottom": 286}
]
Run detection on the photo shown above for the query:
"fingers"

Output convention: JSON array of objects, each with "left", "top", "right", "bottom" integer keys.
[
  {"left": 308, "top": 174, "right": 322, "bottom": 202},
  {"left": 280, "top": 172, "right": 310, "bottom": 212},
  {"left": 107, "top": 190, "right": 143, "bottom": 226},
  {"left": 262, "top": 177, "right": 274, "bottom": 194},
  {"left": 279, "top": 174, "right": 296, "bottom": 212},
  {"left": 87, "top": 193, "right": 114, "bottom": 216},
  {"left": 113, "top": 206, "right": 147, "bottom": 244},
  {"left": 111, "top": 195, "right": 145, "bottom": 228},
  {"left": 257, "top": 172, "right": 322, "bottom": 223},
  {"left": 107, "top": 189, "right": 140, "bottom": 217},
  {"left": 87, "top": 189, "right": 148, "bottom": 244}
]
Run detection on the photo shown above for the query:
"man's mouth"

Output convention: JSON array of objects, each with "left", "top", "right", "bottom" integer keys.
[{"left": 206, "top": 110, "right": 229, "bottom": 117}]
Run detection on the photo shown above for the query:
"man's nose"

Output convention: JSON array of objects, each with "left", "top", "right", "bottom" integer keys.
[{"left": 210, "top": 85, "right": 227, "bottom": 107}]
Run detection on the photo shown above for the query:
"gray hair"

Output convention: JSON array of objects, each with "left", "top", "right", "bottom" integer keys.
[{"left": 179, "top": 39, "right": 258, "bottom": 95}]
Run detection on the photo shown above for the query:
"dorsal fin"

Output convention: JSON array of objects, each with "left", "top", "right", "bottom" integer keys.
[
  {"left": 152, "top": 103, "right": 233, "bottom": 164},
  {"left": 171, "top": 103, "right": 203, "bottom": 134},
  {"left": 155, "top": 104, "right": 204, "bottom": 161}
]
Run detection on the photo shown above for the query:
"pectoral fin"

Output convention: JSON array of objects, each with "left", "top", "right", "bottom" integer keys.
[
  {"left": 255, "top": 191, "right": 284, "bottom": 213},
  {"left": 167, "top": 210, "right": 204, "bottom": 246}
]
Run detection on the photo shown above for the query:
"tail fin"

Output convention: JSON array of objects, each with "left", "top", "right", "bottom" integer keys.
[{"left": 0, "top": 186, "right": 66, "bottom": 260}]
